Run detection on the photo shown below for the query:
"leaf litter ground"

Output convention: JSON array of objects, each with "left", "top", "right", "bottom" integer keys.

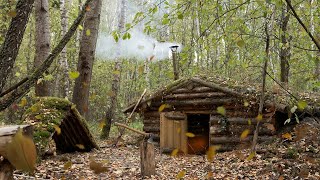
[{"left": 13, "top": 132, "right": 320, "bottom": 179}]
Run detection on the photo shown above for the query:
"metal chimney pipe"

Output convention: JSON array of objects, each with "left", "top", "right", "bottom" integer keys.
[{"left": 169, "top": 45, "right": 179, "bottom": 80}]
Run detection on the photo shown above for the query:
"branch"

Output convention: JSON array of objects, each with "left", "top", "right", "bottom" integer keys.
[
  {"left": 0, "top": 0, "right": 93, "bottom": 111},
  {"left": 284, "top": 0, "right": 320, "bottom": 52}
]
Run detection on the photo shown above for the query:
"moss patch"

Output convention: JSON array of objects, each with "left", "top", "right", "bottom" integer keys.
[{"left": 22, "top": 97, "right": 73, "bottom": 155}]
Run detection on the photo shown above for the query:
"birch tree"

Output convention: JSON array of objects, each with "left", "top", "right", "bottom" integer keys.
[
  {"left": 72, "top": 0, "right": 102, "bottom": 118},
  {"left": 34, "top": 0, "right": 51, "bottom": 96}
]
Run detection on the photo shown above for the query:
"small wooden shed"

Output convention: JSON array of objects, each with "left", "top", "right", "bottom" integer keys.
[{"left": 123, "top": 76, "right": 317, "bottom": 154}]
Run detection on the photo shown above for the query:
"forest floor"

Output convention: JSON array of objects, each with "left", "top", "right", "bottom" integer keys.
[{"left": 14, "top": 121, "right": 320, "bottom": 180}]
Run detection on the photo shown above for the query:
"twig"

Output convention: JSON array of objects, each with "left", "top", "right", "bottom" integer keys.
[
  {"left": 113, "top": 89, "right": 147, "bottom": 146},
  {"left": 284, "top": 0, "right": 320, "bottom": 52}
]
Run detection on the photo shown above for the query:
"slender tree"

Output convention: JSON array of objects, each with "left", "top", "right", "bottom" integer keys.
[
  {"left": 34, "top": 0, "right": 51, "bottom": 96},
  {"left": 101, "top": 0, "right": 126, "bottom": 139},
  {"left": 279, "top": 0, "right": 290, "bottom": 86},
  {"left": 72, "top": 0, "right": 102, "bottom": 118},
  {"left": 56, "top": 0, "right": 70, "bottom": 97}
]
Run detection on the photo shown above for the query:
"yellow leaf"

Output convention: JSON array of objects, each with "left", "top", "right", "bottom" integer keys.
[
  {"left": 76, "top": 144, "right": 85, "bottom": 149},
  {"left": 297, "top": 100, "right": 307, "bottom": 110},
  {"left": 86, "top": 29, "right": 91, "bottom": 36},
  {"left": 256, "top": 114, "right": 263, "bottom": 121},
  {"left": 207, "top": 171, "right": 213, "bottom": 179},
  {"left": 78, "top": 25, "right": 83, "bottom": 30},
  {"left": 185, "top": 132, "right": 195, "bottom": 138},
  {"left": 177, "top": 127, "right": 181, "bottom": 134},
  {"left": 64, "top": 161, "right": 72, "bottom": 170},
  {"left": 264, "top": 123, "right": 275, "bottom": 132},
  {"left": 54, "top": 125, "right": 61, "bottom": 135},
  {"left": 8, "top": 10, "right": 17, "bottom": 17},
  {"left": 171, "top": 148, "right": 179, "bottom": 156},
  {"left": 281, "top": 133, "right": 292, "bottom": 140},
  {"left": 206, "top": 145, "right": 220, "bottom": 162},
  {"left": 176, "top": 170, "right": 186, "bottom": 179},
  {"left": 244, "top": 100, "right": 249, "bottom": 107},
  {"left": 5, "top": 128, "right": 37, "bottom": 173},
  {"left": 106, "top": 91, "right": 116, "bottom": 97},
  {"left": 89, "top": 158, "right": 108, "bottom": 174},
  {"left": 158, "top": 104, "right": 171, "bottom": 112},
  {"left": 240, "top": 129, "right": 250, "bottom": 140},
  {"left": 30, "top": 105, "right": 38, "bottom": 112},
  {"left": 68, "top": 71, "right": 80, "bottom": 79},
  {"left": 113, "top": 70, "right": 121, "bottom": 75},
  {"left": 248, "top": 119, "right": 252, "bottom": 125},
  {"left": 19, "top": 97, "right": 27, "bottom": 107},
  {"left": 99, "top": 121, "right": 106, "bottom": 129},
  {"left": 246, "top": 151, "right": 256, "bottom": 161},
  {"left": 217, "top": 106, "right": 226, "bottom": 116}
]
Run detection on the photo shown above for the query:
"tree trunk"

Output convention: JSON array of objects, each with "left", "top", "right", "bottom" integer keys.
[
  {"left": 0, "top": 0, "right": 35, "bottom": 93},
  {"left": 72, "top": 0, "right": 102, "bottom": 118},
  {"left": 280, "top": 1, "right": 290, "bottom": 86},
  {"left": 34, "top": 0, "right": 51, "bottom": 96},
  {"left": 56, "top": 0, "right": 70, "bottom": 98},
  {"left": 101, "top": 0, "right": 126, "bottom": 139}
]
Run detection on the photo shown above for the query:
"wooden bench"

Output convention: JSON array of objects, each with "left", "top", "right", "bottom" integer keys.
[{"left": 0, "top": 125, "right": 33, "bottom": 180}]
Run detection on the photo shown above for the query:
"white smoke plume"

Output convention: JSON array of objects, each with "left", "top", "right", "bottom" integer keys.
[{"left": 95, "top": 29, "right": 182, "bottom": 61}]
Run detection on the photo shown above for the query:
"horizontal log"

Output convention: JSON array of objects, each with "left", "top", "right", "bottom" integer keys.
[
  {"left": 143, "top": 126, "right": 160, "bottom": 132},
  {"left": 210, "top": 117, "right": 272, "bottom": 125},
  {"left": 164, "top": 92, "right": 228, "bottom": 100},
  {"left": 210, "top": 136, "right": 274, "bottom": 144},
  {"left": 210, "top": 126, "right": 275, "bottom": 136},
  {"left": 142, "top": 111, "right": 160, "bottom": 118},
  {"left": 153, "top": 98, "right": 237, "bottom": 107},
  {"left": 164, "top": 112, "right": 185, "bottom": 120},
  {"left": 172, "top": 87, "right": 214, "bottom": 94},
  {"left": 143, "top": 119, "right": 159, "bottom": 124}
]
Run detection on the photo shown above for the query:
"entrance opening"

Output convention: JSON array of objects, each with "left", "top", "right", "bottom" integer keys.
[{"left": 187, "top": 114, "right": 210, "bottom": 154}]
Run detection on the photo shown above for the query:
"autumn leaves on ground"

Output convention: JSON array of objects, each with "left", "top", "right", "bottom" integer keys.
[{"left": 7, "top": 119, "right": 320, "bottom": 180}]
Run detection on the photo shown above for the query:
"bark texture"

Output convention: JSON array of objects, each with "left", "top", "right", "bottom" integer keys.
[
  {"left": 72, "top": 0, "right": 102, "bottom": 118},
  {"left": 0, "top": 0, "right": 35, "bottom": 93},
  {"left": 280, "top": 1, "right": 290, "bottom": 85},
  {"left": 34, "top": 0, "right": 51, "bottom": 96}
]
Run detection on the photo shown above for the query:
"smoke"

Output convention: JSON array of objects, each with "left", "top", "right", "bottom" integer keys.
[{"left": 95, "top": 29, "right": 182, "bottom": 61}]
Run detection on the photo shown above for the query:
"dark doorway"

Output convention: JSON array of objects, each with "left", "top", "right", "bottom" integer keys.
[{"left": 187, "top": 114, "right": 210, "bottom": 154}]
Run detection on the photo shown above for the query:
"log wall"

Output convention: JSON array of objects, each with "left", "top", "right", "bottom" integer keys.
[{"left": 140, "top": 83, "right": 276, "bottom": 151}]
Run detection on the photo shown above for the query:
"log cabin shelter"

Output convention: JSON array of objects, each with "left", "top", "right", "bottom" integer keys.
[{"left": 123, "top": 76, "right": 319, "bottom": 154}]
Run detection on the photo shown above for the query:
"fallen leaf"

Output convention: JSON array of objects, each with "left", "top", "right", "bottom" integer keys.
[
  {"left": 158, "top": 104, "right": 171, "bottom": 112},
  {"left": 176, "top": 170, "right": 186, "bottom": 179},
  {"left": 185, "top": 132, "right": 195, "bottom": 138},
  {"left": 256, "top": 114, "right": 263, "bottom": 121},
  {"left": 5, "top": 128, "right": 37, "bottom": 173},
  {"left": 76, "top": 144, "right": 85, "bottom": 149},
  {"left": 99, "top": 121, "right": 106, "bottom": 129},
  {"left": 54, "top": 125, "right": 61, "bottom": 135},
  {"left": 282, "top": 133, "right": 292, "bottom": 140},
  {"left": 246, "top": 151, "right": 256, "bottom": 161},
  {"left": 89, "top": 157, "right": 108, "bottom": 174},
  {"left": 207, "top": 145, "right": 221, "bottom": 162},
  {"left": 63, "top": 161, "right": 72, "bottom": 170},
  {"left": 264, "top": 123, "right": 275, "bottom": 132},
  {"left": 217, "top": 106, "right": 226, "bottom": 116},
  {"left": 8, "top": 10, "right": 17, "bottom": 17},
  {"left": 240, "top": 129, "right": 250, "bottom": 140},
  {"left": 171, "top": 148, "right": 179, "bottom": 156}
]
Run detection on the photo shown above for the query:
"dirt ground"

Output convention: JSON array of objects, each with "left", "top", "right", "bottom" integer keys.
[{"left": 12, "top": 131, "right": 320, "bottom": 180}]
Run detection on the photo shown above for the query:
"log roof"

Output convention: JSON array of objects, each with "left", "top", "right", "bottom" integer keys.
[{"left": 123, "top": 75, "right": 320, "bottom": 114}]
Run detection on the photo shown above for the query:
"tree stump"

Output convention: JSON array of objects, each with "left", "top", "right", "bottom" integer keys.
[{"left": 140, "top": 141, "right": 155, "bottom": 177}]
